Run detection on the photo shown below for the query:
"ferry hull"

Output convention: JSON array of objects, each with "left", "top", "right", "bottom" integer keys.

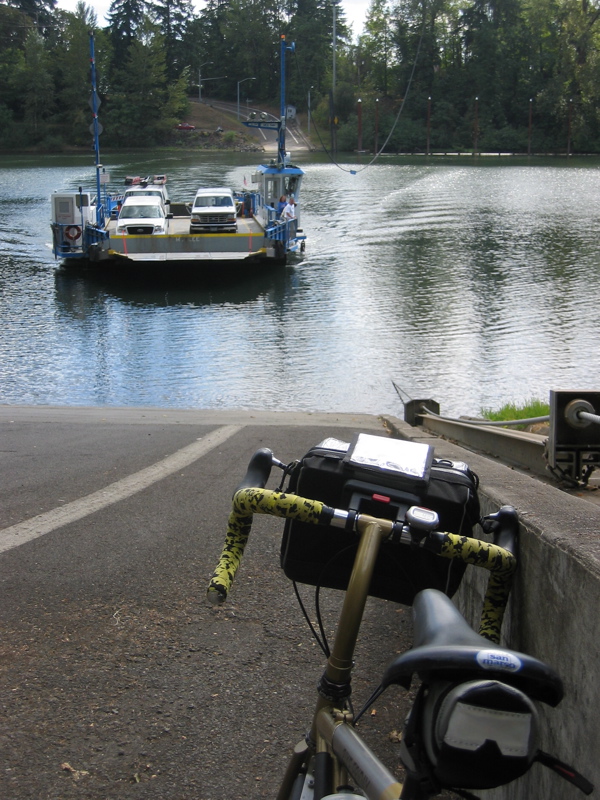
[
  {"left": 54, "top": 211, "right": 293, "bottom": 268},
  {"left": 105, "top": 226, "right": 272, "bottom": 264}
]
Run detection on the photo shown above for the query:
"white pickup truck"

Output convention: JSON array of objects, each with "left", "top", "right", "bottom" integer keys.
[
  {"left": 189, "top": 187, "right": 237, "bottom": 233},
  {"left": 115, "top": 196, "right": 171, "bottom": 235}
]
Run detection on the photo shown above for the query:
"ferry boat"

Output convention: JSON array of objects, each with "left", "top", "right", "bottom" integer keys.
[{"left": 50, "top": 34, "right": 305, "bottom": 270}]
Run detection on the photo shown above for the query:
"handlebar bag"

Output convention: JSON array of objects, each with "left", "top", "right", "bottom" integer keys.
[{"left": 280, "top": 435, "right": 480, "bottom": 605}]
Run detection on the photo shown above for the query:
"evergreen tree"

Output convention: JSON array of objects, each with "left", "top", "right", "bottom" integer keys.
[
  {"left": 4, "top": 0, "right": 56, "bottom": 30},
  {"left": 12, "top": 29, "right": 55, "bottom": 143},
  {"left": 287, "top": 0, "right": 345, "bottom": 108},
  {"left": 222, "top": 0, "right": 282, "bottom": 104},
  {"left": 360, "top": 0, "right": 394, "bottom": 95},
  {"left": 51, "top": 3, "right": 97, "bottom": 145},
  {"left": 103, "top": 15, "right": 171, "bottom": 146},
  {"left": 152, "top": 0, "right": 194, "bottom": 81},
  {"left": 107, "top": 0, "right": 148, "bottom": 63}
]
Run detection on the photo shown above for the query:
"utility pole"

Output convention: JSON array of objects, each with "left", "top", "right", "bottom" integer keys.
[
  {"left": 198, "top": 61, "right": 213, "bottom": 102},
  {"left": 331, "top": 6, "right": 337, "bottom": 155}
]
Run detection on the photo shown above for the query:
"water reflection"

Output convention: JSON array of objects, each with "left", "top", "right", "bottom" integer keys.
[{"left": 54, "top": 264, "right": 297, "bottom": 312}]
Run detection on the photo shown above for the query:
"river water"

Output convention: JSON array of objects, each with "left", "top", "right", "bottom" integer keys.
[{"left": 1, "top": 151, "right": 599, "bottom": 418}]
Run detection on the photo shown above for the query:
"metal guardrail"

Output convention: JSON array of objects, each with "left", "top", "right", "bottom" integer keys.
[{"left": 394, "top": 384, "right": 600, "bottom": 487}]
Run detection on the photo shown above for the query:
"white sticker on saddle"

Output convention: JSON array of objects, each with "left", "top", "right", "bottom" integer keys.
[{"left": 476, "top": 650, "right": 522, "bottom": 672}]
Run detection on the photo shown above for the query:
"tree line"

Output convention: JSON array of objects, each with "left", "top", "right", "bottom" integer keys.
[{"left": 1, "top": 0, "right": 599, "bottom": 154}]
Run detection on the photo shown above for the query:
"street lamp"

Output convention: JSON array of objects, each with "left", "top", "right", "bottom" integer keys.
[
  {"left": 199, "top": 61, "right": 213, "bottom": 102},
  {"left": 308, "top": 85, "right": 314, "bottom": 135},
  {"left": 237, "top": 77, "right": 256, "bottom": 120},
  {"left": 426, "top": 96, "right": 431, "bottom": 156}
]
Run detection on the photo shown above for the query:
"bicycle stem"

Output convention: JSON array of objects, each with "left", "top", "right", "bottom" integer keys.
[
  {"left": 310, "top": 518, "right": 388, "bottom": 747},
  {"left": 325, "top": 518, "right": 388, "bottom": 684}
]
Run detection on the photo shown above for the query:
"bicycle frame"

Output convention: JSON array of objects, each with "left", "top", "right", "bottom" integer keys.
[{"left": 275, "top": 515, "right": 404, "bottom": 800}]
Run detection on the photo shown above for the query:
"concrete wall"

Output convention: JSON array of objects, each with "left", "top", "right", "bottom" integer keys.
[{"left": 386, "top": 417, "right": 600, "bottom": 799}]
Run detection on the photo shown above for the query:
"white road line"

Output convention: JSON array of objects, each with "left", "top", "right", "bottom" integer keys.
[{"left": 0, "top": 425, "right": 242, "bottom": 555}]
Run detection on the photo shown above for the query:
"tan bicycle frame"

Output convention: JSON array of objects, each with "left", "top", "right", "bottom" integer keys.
[{"left": 276, "top": 517, "right": 404, "bottom": 800}]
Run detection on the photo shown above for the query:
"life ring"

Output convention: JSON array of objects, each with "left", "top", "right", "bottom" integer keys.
[{"left": 64, "top": 225, "right": 82, "bottom": 241}]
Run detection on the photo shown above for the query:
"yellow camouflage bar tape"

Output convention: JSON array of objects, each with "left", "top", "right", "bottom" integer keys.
[
  {"left": 438, "top": 534, "right": 517, "bottom": 644},
  {"left": 207, "top": 488, "right": 325, "bottom": 604}
]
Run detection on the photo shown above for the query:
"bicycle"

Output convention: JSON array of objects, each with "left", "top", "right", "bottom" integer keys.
[{"left": 207, "top": 435, "right": 593, "bottom": 799}]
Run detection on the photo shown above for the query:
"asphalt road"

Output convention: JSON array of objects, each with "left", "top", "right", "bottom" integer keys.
[{"left": 0, "top": 406, "right": 421, "bottom": 800}]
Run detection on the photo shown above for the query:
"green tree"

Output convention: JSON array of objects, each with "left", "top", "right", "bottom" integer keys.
[
  {"left": 287, "top": 0, "right": 349, "bottom": 108},
  {"left": 51, "top": 3, "right": 98, "bottom": 145},
  {"left": 152, "top": 0, "right": 194, "bottom": 81},
  {"left": 103, "top": 16, "right": 172, "bottom": 146},
  {"left": 12, "top": 29, "right": 55, "bottom": 143},
  {"left": 0, "top": 4, "right": 33, "bottom": 144},
  {"left": 222, "top": 0, "right": 282, "bottom": 104},
  {"left": 360, "top": 0, "right": 394, "bottom": 95},
  {"left": 107, "top": 0, "right": 149, "bottom": 63},
  {"left": 186, "top": 0, "right": 231, "bottom": 101},
  {"left": 5, "top": 0, "right": 57, "bottom": 30}
]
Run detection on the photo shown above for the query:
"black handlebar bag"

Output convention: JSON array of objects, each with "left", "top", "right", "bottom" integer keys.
[{"left": 280, "top": 434, "right": 481, "bottom": 605}]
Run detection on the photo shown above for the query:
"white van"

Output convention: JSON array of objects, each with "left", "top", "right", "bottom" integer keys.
[
  {"left": 189, "top": 187, "right": 237, "bottom": 233},
  {"left": 116, "top": 196, "right": 170, "bottom": 235}
]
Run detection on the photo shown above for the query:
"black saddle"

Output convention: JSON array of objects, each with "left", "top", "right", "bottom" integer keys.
[{"left": 382, "top": 588, "right": 563, "bottom": 706}]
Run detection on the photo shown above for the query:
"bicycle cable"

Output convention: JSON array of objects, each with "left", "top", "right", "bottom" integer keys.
[{"left": 292, "top": 580, "right": 330, "bottom": 657}]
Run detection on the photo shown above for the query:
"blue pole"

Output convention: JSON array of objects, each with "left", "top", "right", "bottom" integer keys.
[
  {"left": 89, "top": 34, "right": 102, "bottom": 225},
  {"left": 279, "top": 34, "right": 286, "bottom": 164},
  {"left": 278, "top": 35, "right": 295, "bottom": 165}
]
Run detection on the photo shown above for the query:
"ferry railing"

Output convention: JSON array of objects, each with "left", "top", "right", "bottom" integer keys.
[
  {"left": 265, "top": 217, "right": 306, "bottom": 254},
  {"left": 51, "top": 221, "right": 109, "bottom": 260},
  {"left": 234, "top": 190, "right": 261, "bottom": 218}
]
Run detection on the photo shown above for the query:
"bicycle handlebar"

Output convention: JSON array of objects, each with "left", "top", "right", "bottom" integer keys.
[
  {"left": 482, "top": 505, "right": 519, "bottom": 554},
  {"left": 233, "top": 447, "right": 273, "bottom": 493},
  {"left": 207, "top": 486, "right": 517, "bottom": 643}
]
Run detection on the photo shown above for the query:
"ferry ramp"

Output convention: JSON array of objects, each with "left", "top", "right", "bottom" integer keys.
[{"left": 0, "top": 405, "right": 597, "bottom": 799}]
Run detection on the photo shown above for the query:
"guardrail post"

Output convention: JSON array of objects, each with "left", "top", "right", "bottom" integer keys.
[
  {"left": 547, "top": 390, "right": 600, "bottom": 484},
  {"left": 404, "top": 399, "right": 440, "bottom": 427}
]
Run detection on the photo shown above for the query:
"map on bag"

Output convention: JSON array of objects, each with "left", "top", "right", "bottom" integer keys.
[{"left": 346, "top": 433, "right": 434, "bottom": 482}]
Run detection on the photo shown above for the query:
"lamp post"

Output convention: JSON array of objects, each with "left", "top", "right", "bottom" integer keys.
[
  {"left": 308, "top": 85, "right": 313, "bottom": 135},
  {"left": 237, "top": 77, "right": 256, "bottom": 120},
  {"left": 357, "top": 98, "right": 362, "bottom": 152},
  {"left": 198, "top": 61, "right": 213, "bottom": 102},
  {"left": 426, "top": 96, "right": 431, "bottom": 156}
]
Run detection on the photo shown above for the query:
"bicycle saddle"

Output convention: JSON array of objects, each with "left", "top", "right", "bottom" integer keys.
[{"left": 382, "top": 588, "right": 563, "bottom": 706}]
